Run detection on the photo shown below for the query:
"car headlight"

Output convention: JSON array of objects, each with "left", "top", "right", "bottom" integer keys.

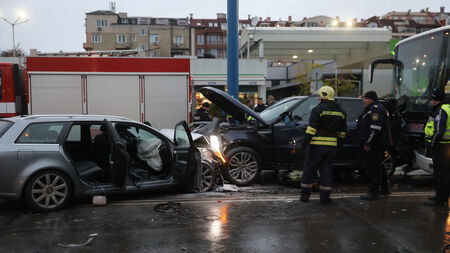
[{"left": 210, "top": 135, "right": 226, "bottom": 164}]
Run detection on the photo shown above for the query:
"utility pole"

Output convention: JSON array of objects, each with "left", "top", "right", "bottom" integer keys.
[{"left": 227, "top": 0, "right": 239, "bottom": 99}]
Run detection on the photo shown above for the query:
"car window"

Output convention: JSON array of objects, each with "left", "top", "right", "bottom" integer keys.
[
  {"left": 17, "top": 122, "right": 65, "bottom": 144},
  {"left": 0, "top": 120, "right": 13, "bottom": 138},
  {"left": 66, "top": 125, "right": 81, "bottom": 142},
  {"left": 337, "top": 99, "right": 364, "bottom": 122},
  {"left": 175, "top": 123, "right": 191, "bottom": 147},
  {"left": 291, "top": 96, "right": 320, "bottom": 121},
  {"left": 259, "top": 98, "right": 301, "bottom": 124},
  {"left": 116, "top": 124, "right": 160, "bottom": 142}
]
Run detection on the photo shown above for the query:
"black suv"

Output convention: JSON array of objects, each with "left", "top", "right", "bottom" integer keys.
[{"left": 200, "top": 87, "right": 394, "bottom": 186}]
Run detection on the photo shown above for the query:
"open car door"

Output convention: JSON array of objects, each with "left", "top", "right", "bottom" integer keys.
[
  {"left": 104, "top": 120, "right": 131, "bottom": 188},
  {"left": 172, "top": 121, "right": 201, "bottom": 192}
]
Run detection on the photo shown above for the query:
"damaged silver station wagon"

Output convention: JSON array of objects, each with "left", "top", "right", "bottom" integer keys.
[{"left": 0, "top": 115, "right": 201, "bottom": 212}]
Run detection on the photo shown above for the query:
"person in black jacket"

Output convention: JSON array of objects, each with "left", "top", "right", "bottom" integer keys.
[
  {"left": 357, "top": 91, "right": 390, "bottom": 200},
  {"left": 300, "top": 86, "right": 347, "bottom": 204},
  {"left": 254, "top": 98, "right": 267, "bottom": 112},
  {"left": 193, "top": 102, "right": 212, "bottom": 122}
]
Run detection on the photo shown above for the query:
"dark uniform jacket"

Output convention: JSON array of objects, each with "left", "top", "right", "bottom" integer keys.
[
  {"left": 304, "top": 100, "right": 347, "bottom": 147},
  {"left": 356, "top": 102, "right": 387, "bottom": 148},
  {"left": 254, "top": 104, "right": 267, "bottom": 113},
  {"left": 193, "top": 108, "right": 212, "bottom": 122}
]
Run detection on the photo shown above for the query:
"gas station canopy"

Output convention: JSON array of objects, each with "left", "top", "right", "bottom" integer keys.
[{"left": 239, "top": 27, "right": 392, "bottom": 69}]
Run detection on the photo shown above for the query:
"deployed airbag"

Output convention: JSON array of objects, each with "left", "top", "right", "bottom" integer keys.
[{"left": 137, "top": 138, "right": 163, "bottom": 171}]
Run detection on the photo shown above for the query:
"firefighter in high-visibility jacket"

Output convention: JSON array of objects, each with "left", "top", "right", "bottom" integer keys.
[
  {"left": 424, "top": 88, "right": 450, "bottom": 206},
  {"left": 300, "top": 86, "right": 347, "bottom": 204}
]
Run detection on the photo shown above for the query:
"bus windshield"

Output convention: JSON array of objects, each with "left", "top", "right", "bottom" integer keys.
[{"left": 394, "top": 30, "right": 449, "bottom": 113}]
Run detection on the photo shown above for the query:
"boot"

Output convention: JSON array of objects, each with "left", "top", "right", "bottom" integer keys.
[
  {"left": 300, "top": 187, "right": 310, "bottom": 202},
  {"left": 380, "top": 181, "right": 391, "bottom": 195},
  {"left": 319, "top": 190, "right": 332, "bottom": 205}
]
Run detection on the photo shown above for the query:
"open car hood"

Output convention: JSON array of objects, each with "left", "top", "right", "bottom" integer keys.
[{"left": 200, "top": 87, "right": 268, "bottom": 125}]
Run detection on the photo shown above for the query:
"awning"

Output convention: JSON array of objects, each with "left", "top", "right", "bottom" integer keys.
[{"left": 240, "top": 27, "right": 392, "bottom": 69}]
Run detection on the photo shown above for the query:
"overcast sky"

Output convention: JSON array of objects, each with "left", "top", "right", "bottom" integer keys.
[{"left": 0, "top": 0, "right": 448, "bottom": 54}]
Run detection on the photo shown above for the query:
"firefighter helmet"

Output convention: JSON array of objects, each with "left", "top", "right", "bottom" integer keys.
[{"left": 318, "top": 86, "right": 335, "bottom": 101}]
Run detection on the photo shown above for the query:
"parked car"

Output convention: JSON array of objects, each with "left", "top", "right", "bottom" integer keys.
[
  {"left": 0, "top": 115, "right": 201, "bottom": 212},
  {"left": 200, "top": 87, "right": 395, "bottom": 186}
]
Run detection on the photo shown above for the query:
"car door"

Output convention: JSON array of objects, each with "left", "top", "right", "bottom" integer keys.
[
  {"left": 172, "top": 121, "right": 201, "bottom": 192},
  {"left": 104, "top": 120, "right": 131, "bottom": 188},
  {"left": 271, "top": 96, "right": 319, "bottom": 163}
]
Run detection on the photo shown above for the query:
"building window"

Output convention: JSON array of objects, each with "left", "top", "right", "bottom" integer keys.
[
  {"left": 367, "top": 22, "right": 378, "bottom": 28},
  {"left": 150, "top": 34, "right": 159, "bottom": 46},
  {"left": 197, "top": 35, "right": 204, "bottom": 45},
  {"left": 207, "top": 35, "right": 222, "bottom": 44},
  {"left": 131, "top": 34, "right": 136, "bottom": 41},
  {"left": 121, "top": 19, "right": 129, "bottom": 24},
  {"left": 117, "top": 34, "right": 127, "bottom": 44},
  {"left": 208, "top": 22, "right": 213, "bottom": 27},
  {"left": 207, "top": 49, "right": 221, "bottom": 58},
  {"left": 306, "top": 22, "right": 318, "bottom": 27},
  {"left": 150, "top": 50, "right": 160, "bottom": 57},
  {"left": 197, "top": 49, "right": 205, "bottom": 56},
  {"left": 214, "top": 22, "right": 218, "bottom": 27},
  {"left": 140, "top": 44, "right": 148, "bottom": 51},
  {"left": 91, "top": 34, "right": 101, "bottom": 43},
  {"left": 139, "top": 28, "right": 148, "bottom": 36},
  {"left": 96, "top": 20, "right": 107, "bottom": 27},
  {"left": 173, "top": 36, "right": 184, "bottom": 46}
]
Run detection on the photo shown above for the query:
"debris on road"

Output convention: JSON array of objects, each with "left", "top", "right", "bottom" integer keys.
[
  {"left": 57, "top": 233, "right": 98, "bottom": 248},
  {"left": 92, "top": 196, "right": 107, "bottom": 206},
  {"left": 154, "top": 202, "right": 182, "bottom": 213},
  {"left": 217, "top": 184, "right": 240, "bottom": 192}
]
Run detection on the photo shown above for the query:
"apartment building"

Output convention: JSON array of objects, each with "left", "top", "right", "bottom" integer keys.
[{"left": 83, "top": 10, "right": 190, "bottom": 57}]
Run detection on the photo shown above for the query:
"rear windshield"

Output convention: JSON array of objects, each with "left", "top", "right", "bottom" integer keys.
[{"left": 0, "top": 120, "right": 14, "bottom": 138}]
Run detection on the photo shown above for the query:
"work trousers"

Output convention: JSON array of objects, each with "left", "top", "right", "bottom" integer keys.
[
  {"left": 361, "top": 144, "right": 387, "bottom": 192},
  {"left": 301, "top": 145, "right": 337, "bottom": 200},
  {"left": 432, "top": 144, "right": 450, "bottom": 203}
]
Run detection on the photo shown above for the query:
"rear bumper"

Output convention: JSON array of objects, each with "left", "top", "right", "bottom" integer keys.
[{"left": 413, "top": 150, "right": 433, "bottom": 174}]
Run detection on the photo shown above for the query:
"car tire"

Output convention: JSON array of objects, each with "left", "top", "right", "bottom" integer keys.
[
  {"left": 222, "top": 147, "right": 261, "bottom": 186},
  {"left": 201, "top": 161, "right": 216, "bottom": 192},
  {"left": 24, "top": 170, "right": 73, "bottom": 212}
]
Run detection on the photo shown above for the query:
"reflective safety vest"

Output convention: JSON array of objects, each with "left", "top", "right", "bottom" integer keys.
[{"left": 425, "top": 104, "right": 450, "bottom": 144}]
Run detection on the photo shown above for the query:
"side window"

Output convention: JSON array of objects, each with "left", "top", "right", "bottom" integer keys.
[
  {"left": 175, "top": 123, "right": 191, "bottom": 147},
  {"left": 66, "top": 125, "right": 81, "bottom": 142},
  {"left": 291, "top": 97, "right": 320, "bottom": 121},
  {"left": 338, "top": 100, "right": 364, "bottom": 122},
  {"left": 118, "top": 125, "right": 159, "bottom": 141},
  {"left": 17, "top": 122, "right": 65, "bottom": 144}
]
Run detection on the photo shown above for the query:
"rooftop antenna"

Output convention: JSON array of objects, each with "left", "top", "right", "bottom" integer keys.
[{"left": 109, "top": 1, "right": 116, "bottom": 13}]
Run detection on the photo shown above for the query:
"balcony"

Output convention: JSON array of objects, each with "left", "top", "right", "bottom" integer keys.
[
  {"left": 115, "top": 43, "right": 131, "bottom": 50},
  {"left": 83, "top": 42, "right": 94, "bottom": 50}
]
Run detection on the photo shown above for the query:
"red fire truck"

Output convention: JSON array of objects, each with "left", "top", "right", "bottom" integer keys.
[{"left": 0, "top": 57, "right": 192, "bottom": 129}]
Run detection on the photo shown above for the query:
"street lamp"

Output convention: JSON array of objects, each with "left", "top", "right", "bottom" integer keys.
[{"left": 0, "top": 11, "right": 29, "bottom": 57}]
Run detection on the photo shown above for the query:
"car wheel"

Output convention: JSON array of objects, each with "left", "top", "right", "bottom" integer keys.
[
  {"left": 201, "top": 161, "right": 216, "bottom": 192},
  {"left": 383, "top": 149, "right": 396, "bottom": 179},
  {"left": 24, "top": 170, "right": 73, "bottom": 212},
  {"left": 223, "top": 147, "right": 261, "bottom": 186}
]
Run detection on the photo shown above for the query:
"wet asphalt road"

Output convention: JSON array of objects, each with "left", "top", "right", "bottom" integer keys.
[{"left": 0, "top": 177, "right": 448, "bottom": 253}]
